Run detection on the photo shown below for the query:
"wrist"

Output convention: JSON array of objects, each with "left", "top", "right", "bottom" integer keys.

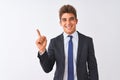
[{"left": 39, "top": 49, "right": 46, "bottom": 55}]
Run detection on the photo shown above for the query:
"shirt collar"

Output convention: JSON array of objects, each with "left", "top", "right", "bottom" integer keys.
[{"left": 63, "top": 31, "right": 78, "bottom": 39}]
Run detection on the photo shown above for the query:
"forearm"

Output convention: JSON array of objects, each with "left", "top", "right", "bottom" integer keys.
[{"left": 37, "top": 51, "right": 55, "bottom": 73}]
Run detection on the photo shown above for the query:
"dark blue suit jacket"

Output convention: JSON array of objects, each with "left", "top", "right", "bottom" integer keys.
[{"left": 38, "top": 31, "right": 99, "bottom": 80}]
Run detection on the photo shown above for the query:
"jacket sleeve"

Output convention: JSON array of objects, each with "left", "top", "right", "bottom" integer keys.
[
  {"left": 37, "top": 39, "right": 55, "bottom": 73},
  {"left": 87, "top": 38, "right": 99, "bottom": 80}
]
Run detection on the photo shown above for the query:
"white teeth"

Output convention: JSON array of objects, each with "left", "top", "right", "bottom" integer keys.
[
  {"left": 66, "top": 25, "right": 70, "bottom": 28},
  {"left": 66, "top": 26, "right": 71, "bottom": 29}
]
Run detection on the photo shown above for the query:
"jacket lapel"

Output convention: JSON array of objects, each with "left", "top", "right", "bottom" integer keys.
[
  {"left": 59, "top": 34, "right": 65, "bottom": 79},
  {"left": 76, "top": 32, "right": 84, "bottom": 64},
  {"left": 59, "top": 33, "right": 65, "bottom": 62}
]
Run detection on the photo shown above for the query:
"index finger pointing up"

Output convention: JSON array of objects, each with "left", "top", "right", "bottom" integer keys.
[{"left": 36, "top": 29, "right": 41, "bottom": 37}]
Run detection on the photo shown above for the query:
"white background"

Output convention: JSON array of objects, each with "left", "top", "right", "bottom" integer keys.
[{"left": 0, "top": 0, "right": 120, "bottom": 80}]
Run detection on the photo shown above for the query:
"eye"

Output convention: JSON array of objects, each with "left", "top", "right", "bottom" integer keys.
[
  {"left": 69, "top": 17, "right": 75, "bottom": 21},
  {"left": 61, "top": 18, "right": 66, "bottom": 22}
]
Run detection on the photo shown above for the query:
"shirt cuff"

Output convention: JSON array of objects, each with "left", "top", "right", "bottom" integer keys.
[{"left": 38, "top": 50, "right": 46, "bottom": 55}]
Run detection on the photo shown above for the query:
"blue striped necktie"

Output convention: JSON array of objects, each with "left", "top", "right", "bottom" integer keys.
[{"left": 68, "top": 35, "right": 74, "bottom": 80}]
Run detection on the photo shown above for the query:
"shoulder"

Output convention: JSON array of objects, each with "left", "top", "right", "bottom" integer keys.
[
  {"left": 50, "top": 33, "right": 63, "bottom": 43},
  {"left": 77, "top": 31, "right": 92, "bottom": 39},
  {"left": 77, "top": 31, "right": 93, "bottom": 44}
]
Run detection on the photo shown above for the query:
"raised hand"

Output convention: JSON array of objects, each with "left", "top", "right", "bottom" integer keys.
[{"left": 36, "top": 29, "right": 47, "bottom": 53}]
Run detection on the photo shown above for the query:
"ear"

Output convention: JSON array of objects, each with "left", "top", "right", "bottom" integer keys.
[
  {"left": 59, "top": 20, "right": 62, "bottom": 26},
  {"left": 76, "top": 19, "right": 78, "bottom": 24}
]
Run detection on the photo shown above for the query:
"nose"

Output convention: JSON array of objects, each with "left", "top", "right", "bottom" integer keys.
[{"left": 66, "top": 20, "right": 71, "bottom": 26}]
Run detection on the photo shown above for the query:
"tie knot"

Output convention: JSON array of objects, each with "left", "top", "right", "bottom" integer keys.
[{"left": 68, "top": 35, "right": 73, "bottom": 40}]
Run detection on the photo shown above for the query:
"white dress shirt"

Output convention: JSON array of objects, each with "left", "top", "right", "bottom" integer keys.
[{"left": 63, "top": 31, "right": 78, "bottom": 80}]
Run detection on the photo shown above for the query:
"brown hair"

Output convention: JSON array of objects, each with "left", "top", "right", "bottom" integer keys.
[{"left": 59, "top": 4, "right": 77, "bottom": 20}]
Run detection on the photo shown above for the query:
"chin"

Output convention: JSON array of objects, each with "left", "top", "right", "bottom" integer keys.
[
  {"left": 67, "top": 32, "right": 73, "bottom": 34},
  {"left": 64, "top": 29, "right": 75, "bottom": 34}
]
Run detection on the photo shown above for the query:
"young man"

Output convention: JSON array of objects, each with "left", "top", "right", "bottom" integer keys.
[{"left": 36, "top": 4, "right": 99, "bottom": 80}]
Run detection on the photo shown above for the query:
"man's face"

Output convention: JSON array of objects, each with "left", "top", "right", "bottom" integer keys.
[{"left": 60, "top": 13, "right": 78, "bottom": 34}]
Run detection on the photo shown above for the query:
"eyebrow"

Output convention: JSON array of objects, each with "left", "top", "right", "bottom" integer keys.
[
  {"left": 61, "top": 16, "right": 75, "bottom": 20},
  {"left": 69, "top": 17, "right": 75, "bottom": 20}
]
